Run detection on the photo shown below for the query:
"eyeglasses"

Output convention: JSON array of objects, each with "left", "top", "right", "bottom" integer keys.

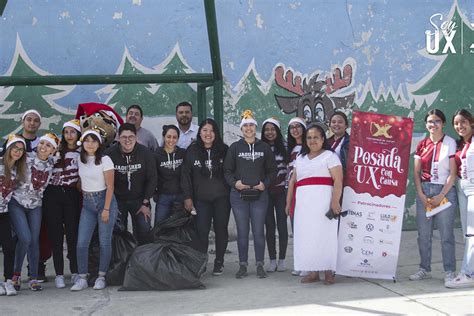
[
  {"left": 119, "top": 135, "right": 136, "bottom": 141},
  {"left": 289, "top": 125, "right": 302, "bottom": 130},
  {"left": 11, "top": 146, "right": 25, "bottom": 153},
  {"left": 426, "top": 120, "right": 442, "bottom": 125}
]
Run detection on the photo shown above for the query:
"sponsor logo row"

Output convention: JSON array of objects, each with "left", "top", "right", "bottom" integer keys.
[{"left": 344, "top": 209, "right": 398, "bottom": 222}]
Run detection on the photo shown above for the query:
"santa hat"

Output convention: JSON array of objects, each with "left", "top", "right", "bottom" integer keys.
[
  {"left": 40, "top": 132, "right": 60, "bottom": 149},
  {"left": 262, "top": 117, "right": 281, "bottom": 129},
  {"left": 77, "top": 129, "right": 103, "bottom": 146},
  {"left": 63, "top": 119, "right": 81, "bottom": 133},
  {"left": 240, "top": 109, "right": 258, "bottom": 128},
  {"left": 75, "top": 102, "right": 124, "bottom": 127},
  {"left": 22, "top": 109, "right": 42, "bottom": 121},
  {"left": 288, "top": 117, "right": 306, "bottom": 129}
]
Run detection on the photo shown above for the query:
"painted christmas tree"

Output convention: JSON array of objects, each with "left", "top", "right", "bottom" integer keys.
[
  {"left": 412, "top": 4, "right": 474, "bottom": 137},
  {"left": 0, "top": 36, "right": 74, "bottom": 136},
  {"left": 152, "top": 44, "right": 197, "bottom": 115},
  {"left": 96, "top": 48, "right": 157, "bottom": 116}
]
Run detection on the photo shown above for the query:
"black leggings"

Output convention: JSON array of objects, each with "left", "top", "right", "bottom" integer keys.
[
  {"left": 0, "top": 212, "right": 15, "bottom": 280},
  {"left": 194, "top": 196, "right": 231, "bottom": 263},
  {"left": 43, "top": 185, "right": 81, "bottom": 276},
  {"left": 265, "top": 190, "right": 288, "bottom": 260}
]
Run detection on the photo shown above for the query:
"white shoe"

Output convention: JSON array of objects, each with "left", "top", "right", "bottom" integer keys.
[
  {"left": 71, "top": 277, "right": 88, "bottom": 291},
  {"left": 4, "top": 280, "right": 17, "bottom": 296},
  {"left": 55, "top": 275, "right": 66, "bottom": 289},
  {"left": 0, "top": 283, "right": 6, "bottom": 296},
  {"left": 444, "top": 271, "right": 456, "bottom": 283},
  {"left": 70, "top": 273, "right": 79, "bottom": 285},
  {"left": 409, "top": 269, "right": 432, "bottom": 281},
  {"left": 93, "top": 276, "right": 106, "bottom": 290},
  {"left": 267, "top": 260, "right": 277, "bottom": 272},
  {"left": 277, "top": 259, "right": 287, "bottom": 272},
  {"left": 291, "top": 270, "right": 300, "bottom": 276},
  {"left": 445, "top": 273, "right": 474, "bottom": 289}
]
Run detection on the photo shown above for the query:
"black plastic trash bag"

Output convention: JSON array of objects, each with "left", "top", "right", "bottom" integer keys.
[
  {"left": 120, "top": 241, "right": 207, "bottom": 291},
  {"left": 149, "top": 209, "right": 205, "bottom": 252},
  {"left": 106, "top": 231, "right": 137, "bottom": 286}
]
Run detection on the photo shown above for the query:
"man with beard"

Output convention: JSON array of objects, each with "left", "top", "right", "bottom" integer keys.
[
  {"left": 175, "top": 102, "right": 198, "bottom": 149},
  {"left": 20, "top": 110, "right": 42, "bottom": 152},
  {"left": 125, "top": 105, "right": 159, "bottom": 152}
]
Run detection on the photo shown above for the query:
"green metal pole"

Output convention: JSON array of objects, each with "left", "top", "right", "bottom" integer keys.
[
  {"left": 0, "top": 0, "right": 7, "bottom": 16},
  {"left": 213, "top": 79, "right": 223, "bottom": 133},
  {"left": 0, "top": 73, "right": 215, "bottom": 87},
  {"left": 204, "top": 0, "right": 224, "bottom": 134}
]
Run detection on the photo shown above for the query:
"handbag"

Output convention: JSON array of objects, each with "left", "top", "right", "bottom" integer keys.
[{"left": 240, "top": 188, "right": 261, "bottom": 201}]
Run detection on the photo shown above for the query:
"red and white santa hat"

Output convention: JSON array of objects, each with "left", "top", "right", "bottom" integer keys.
[
  {"left": 40, "top": 132, "right": 60, "bottom": 149},
  {"left": 75, "top": 102, "right": 124, "bottom": 128},
  {"left": 5, "top": 134, "right": 26, "bottom": 150},
  {"left": 77, "top": 129, "right": 103, "bottom": 146}
]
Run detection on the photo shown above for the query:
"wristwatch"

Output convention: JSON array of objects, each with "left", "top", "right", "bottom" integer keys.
[{"left": 142, "top": 201, "right": 151, "bottom": 208}]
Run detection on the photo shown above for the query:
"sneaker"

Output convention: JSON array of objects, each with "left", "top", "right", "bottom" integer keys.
[
  {"left": 267, "top": 260, "right": 277, "bottom": 272},
  {"left": 12, "top": 274, "right": 21, "bottom": 291},
  {"left": 71, "top": 277, "right": 88, "bottom": 291},
  {"left": 37, "top": 262, "right": 48, "bottom": 283},
  {"left": 29, "top": 279, "right": 43, "bottom": 291},
  {"left": 4, "top": 280, "right": 17, "bottom": 296},
  {"left": 444, "top": 271, "right": 456, "bottom": 283},
  {"left": 256, "top": 265, "right": 267, "bottom": 279},
  {"left": 277, "top": 259, "right": 287, "bottom": 272},
  {"left": 71, "top": 273, "right": 79, "bottom": 285},
  {"left": 93, "top": 277, "right": 106, "bottom": 290},
  {"left": 0, "top": 283, "right": 6, "bottom": 296},
  {"left": 291, "top": 270, "right": 301, "bottom": 276},
  {"left": 409, "top": 269, "right": 432, "bottom": 281},
  {"left": 212, "top": 261, "right": 224, "bottom": 276},
  {"left": 235, "top": 265, "right": 248, "bottom": 279},
  {"left": 445, "top": 273, "right": 474, "bottom": 289},
  {"left": 55, "top": 275, "right": 66, "bottom": 289}
]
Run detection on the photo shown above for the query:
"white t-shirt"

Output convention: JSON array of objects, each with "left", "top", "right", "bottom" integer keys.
[{"left": 78, "top": 155, "right": 114, "bottom": 192}]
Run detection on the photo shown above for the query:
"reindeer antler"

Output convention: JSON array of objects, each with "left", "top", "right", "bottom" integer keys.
[
  {"left": 275, "top": 66, "right": 304, "bottom": 96},
  {"left": 325, "top": 64, "right": 353, "bottom": 94}
]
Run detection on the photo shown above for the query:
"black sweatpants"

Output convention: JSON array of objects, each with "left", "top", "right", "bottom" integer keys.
[
  {"left": 265, "top": 190, "right": 288, "bottom": 260},
  {"left": 42, "top": 185, "right": 81, "bottom": 276},
  {"left": 194, "top": 195, "right": 231, "bottom": 264},
  {"left": 0, "top": 212, "right": 15, "bottom": 280}
]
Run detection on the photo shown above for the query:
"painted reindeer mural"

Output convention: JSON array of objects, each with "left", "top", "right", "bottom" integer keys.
[{"left": 274, "top": 64, "right": 355, "bottom": 128}]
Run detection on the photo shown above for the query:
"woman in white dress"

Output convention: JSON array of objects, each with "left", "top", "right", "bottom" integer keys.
[{"left": 286, "top": 123, "right": 343, "bottom": 285}]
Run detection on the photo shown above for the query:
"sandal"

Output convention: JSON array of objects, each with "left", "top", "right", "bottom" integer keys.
[
  {"left": 324, "top": 270, "right": 335, "bottom": 285},
  {"left": 301, "top": 272, "right": 320, "bottom": 283}
]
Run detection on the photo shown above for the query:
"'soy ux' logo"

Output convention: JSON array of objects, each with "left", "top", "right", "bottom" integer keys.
[{"left": 425, "top": 13, "right": 474, "bottom": 54}]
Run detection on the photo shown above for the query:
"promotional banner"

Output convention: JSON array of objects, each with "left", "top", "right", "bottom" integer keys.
[{"left": 336, "top": 111, "right": 413, "bottom": 280}]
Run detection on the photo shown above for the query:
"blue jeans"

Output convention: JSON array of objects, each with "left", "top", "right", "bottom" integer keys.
[
  {"left": 155, "top": 194, "right": 183, "bottom": 226},
  {"left": 457, "top": 179, "right": 474, "bottom": 276},
  {"left": 117, "top": 198, "right": 151, "bottom": 245},
  {"left": 76, "top": 190, "right": 118, "bottom": 275},
  {"left": 230, "top": 189, "right": 268, "bottom": 266},
  {"left": 416, "top": 182, "right": 457, "bottom": 273},
  {"left": 8, "top": 198, "right": 42, "bottom": 278}
]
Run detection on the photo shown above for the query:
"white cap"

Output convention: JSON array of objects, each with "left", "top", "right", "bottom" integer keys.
[
  {"left": 262, "top": 117, "right": 281, "bottom": 129},
  {"left": 288, "top": 117, "right": 306, "bottom": 129},
  {"left": 63, "top": 119, "right": 82, "bottom": 133},
  {"left": 22, "top": 109, "right": 42, "bottom": 121}
]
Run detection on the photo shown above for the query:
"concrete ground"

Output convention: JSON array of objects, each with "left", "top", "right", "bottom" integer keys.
[{"left": 1, "top": 228, "right": 473, "bottom": 315}]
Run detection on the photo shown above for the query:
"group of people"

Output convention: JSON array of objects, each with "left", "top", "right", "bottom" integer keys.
[{"left": 0, "top": 102, "right": 472, "bottom": 297}]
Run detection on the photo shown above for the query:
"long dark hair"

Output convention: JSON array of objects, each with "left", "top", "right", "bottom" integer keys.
[
  {"left": 196, "top": 118, "right": 227, "bottom": 178},
  {"left": 452, "top": 109, "right": 473, "bottom": 146},
  {"left": 300, "top": 123, "right": 332, "bottom": 157},
  {"left": 58, "top": 127, "right": 81, "bottom": 169},
  {"left": 261, "top": 122, "right": 288, "bottom": 163},
  {"left": 80, "top": 134, "right": 104, "bottom": 165},
  {"left": 1, "top": 140, "right": 27, "bottom": 183},
  {"left": 425, "top": 109, "right": 446, "bottom": 123},
  {"left": 287, "top": 122, "right": 306, "bottom": 156}
]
